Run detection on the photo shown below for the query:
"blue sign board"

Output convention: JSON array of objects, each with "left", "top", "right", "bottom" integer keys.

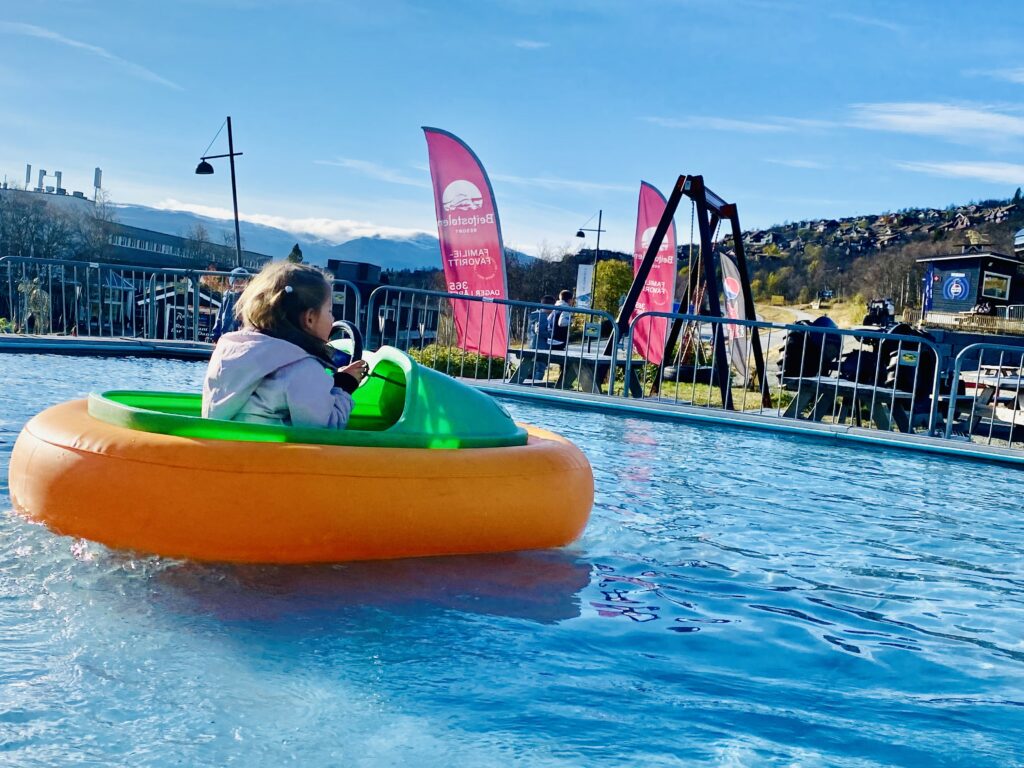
[{"left": 942, "top": 275, "right": 970, "bottom": 302}]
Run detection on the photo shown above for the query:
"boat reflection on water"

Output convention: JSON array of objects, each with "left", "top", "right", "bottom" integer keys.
[{"left": 151, "top": 549, "right": 592, "bottom": 626}]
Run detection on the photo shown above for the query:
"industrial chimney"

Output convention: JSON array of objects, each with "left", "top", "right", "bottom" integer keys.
[
  {"left": 36, "top": 169, "right": 46, "bottom": 192},
  {"left": 55, "top": 170, "right": 64, "bottom": 194},
  {"left": 25, "top": 164, "right": 31, "bottom": 188}
]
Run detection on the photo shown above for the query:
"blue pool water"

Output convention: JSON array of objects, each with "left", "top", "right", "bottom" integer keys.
[{"left": 2, "top": 355, "right": 1024, "bottom": 766}]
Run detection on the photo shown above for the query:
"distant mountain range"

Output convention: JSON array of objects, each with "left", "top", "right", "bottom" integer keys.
[{"left": 112, "top": 203, "right": 532, "bottom": 271}]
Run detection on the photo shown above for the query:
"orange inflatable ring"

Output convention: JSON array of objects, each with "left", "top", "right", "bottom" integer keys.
[{"left": 9, "top": 399, "right": 594, "bottom": 564}]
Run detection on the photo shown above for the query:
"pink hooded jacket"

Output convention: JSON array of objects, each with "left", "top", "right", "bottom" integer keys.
[{"left": 202, "top": 330, "right": 354, "bottom": 429}]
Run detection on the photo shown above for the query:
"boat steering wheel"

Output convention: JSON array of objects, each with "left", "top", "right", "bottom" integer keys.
[{"left": 328, "top": 320, "right": 365, "bottom": 370}]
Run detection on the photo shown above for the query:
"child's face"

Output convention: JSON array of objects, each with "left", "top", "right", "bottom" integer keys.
[{"left": 303, "top": 294, "right": 334, "bottom": 341}]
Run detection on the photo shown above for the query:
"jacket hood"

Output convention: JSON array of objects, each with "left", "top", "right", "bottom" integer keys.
[{"left": 203, "top": 330, "right": 319, "bottom": 420}]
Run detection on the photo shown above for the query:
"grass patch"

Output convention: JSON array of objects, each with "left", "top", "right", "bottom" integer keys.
[
  {"left": 757, "top": 305, "right": 799, "bottom": 325},
  {"left": 408, "top": 344, "right": 506, "bottom": 379},
  {"left": 810, "top": 300, "right": 865, "bottom": 329},
  {"left": 646, "top": 381, "right": 793, "bottom": 410}
]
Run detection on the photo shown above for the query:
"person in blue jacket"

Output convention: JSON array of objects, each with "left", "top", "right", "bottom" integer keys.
[
  {"left": 525, "top": 295, "right": 556, "bottom": 383},
  {"left": 211, "top": 267, "right": 250, "bottom": 342}
]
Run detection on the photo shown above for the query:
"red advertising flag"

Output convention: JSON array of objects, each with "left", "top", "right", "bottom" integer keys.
[
  {"left": 423, "top": 127, "right": 509, "bottom": 358},
  {"left": 631, "top": 181, "right": 677, "bottom": 364},
  {"left": 720, "top": 250, "right": 751, "bottom": 382}
]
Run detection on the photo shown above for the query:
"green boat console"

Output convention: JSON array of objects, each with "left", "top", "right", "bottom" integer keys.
[{"left": 88, "top": 346, "right": 527, "bottom": 449}]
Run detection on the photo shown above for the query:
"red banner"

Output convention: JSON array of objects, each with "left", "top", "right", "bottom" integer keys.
[
  {"left": 423, "top": 127, "right": 508, "bottom": 358},
  {"left": 720, "top": 250, "right": 750, "bottom": 382},
  {"left": 631, "top": 181, "right": 677, "bottom": 364}
]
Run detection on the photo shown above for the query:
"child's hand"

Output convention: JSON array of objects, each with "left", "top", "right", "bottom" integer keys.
[
  {"left": 340, "top": 360, "right": 370, "bottom": 381},
  {"left": 333, "top": 360, "right": 370, "bottom": 394}
]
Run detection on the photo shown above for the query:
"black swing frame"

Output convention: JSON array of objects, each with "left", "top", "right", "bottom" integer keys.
[{"left": 607, "top": 175, "right": 768, "bottom": 409}]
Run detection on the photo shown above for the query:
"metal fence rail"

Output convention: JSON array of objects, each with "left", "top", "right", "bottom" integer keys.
[
  {"left": 996, "top": 304, "right": 1024, "bottom": 322},
  {"left": 365, "top": 285, "right": 620, "bottom": 390},
  {"left": 627, "top": 310, "right": 947, "bottom": 433},
  {"left": 946, "top": 343, "right": 1024, "bottom": 447},
  {"left": 4, "top": 257, "right": 1024, "bottom": 456},
  {"left": 0, "top": 256, "right": 361, "bottom": 344},
  {"left": 359, "top": 289, "right": 1024, "bottom": 451}
]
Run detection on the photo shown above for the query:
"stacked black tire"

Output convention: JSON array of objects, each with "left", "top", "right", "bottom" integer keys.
[
  {"left": 838, "top": 322, "right": 938, "bottom": 398},
  {"left": 777, "top": 316, "right": 843, "bottom": 380}
]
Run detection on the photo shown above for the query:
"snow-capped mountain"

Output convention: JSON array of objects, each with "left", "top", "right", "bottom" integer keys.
[{"left": 111, "top": 203, "right": 452, "bottom": 271}]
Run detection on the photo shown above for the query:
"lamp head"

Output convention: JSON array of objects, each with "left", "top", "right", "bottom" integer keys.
[
  {"left": 195, "top": 160, "right": 215, "bottom": 175},
  {"left": 575, "top": 229, "right": 585, "bottom": 238}
]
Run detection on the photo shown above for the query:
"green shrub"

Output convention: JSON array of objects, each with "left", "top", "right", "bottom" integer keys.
[{"left": 408, "top": 344, "right": 506, "bottom": 379}]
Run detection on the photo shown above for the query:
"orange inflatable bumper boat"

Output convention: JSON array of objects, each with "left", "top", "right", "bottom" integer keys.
[{"left": 9, "top": 347, "right": 593, "bottom": 563}]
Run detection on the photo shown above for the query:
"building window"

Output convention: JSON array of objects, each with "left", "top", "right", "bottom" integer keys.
[{"left": 982, "top": 271, "right": 1011, "bottom": 301}]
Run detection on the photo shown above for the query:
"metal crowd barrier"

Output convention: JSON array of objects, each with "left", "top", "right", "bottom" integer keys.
[
  {"left": 330, "top": 279, "right": 363, "bottom": 331},
  {"left": 365, "top": 285, "right": 620, "bottom": 390},
  {"left": 945, "top": 343, "right": 1024, "bottom": 448},
  {"left": 0, "top": 256, "right": 361, "bottom": 345},
  {"left": 4, "top": 256, "right": 1023, "bottom": 453},
  {"left": 996, "top": 304, "right": 1024, "bottom": 322},
  {"left": 1, "top": 256, "right": 170, "bottom": 338},
  {"left": 626, "top": 311, "right": 946, "bottom": 434}
]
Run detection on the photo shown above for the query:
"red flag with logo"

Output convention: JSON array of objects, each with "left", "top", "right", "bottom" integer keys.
[
  {"left": 720, "top": 250, "right": 751, "bottom": 382},
  {"left": 631, "top": 181, "right": 677, "bottom": 364},
  {"left": 423, "top": 127, "right": 508, "bottom": 358}
]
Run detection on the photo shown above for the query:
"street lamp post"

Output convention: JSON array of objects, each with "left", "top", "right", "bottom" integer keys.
[
  {"left": 575, "top": 209, "right": 604, "bottom": 309},
  {"left": 195, "top": 115, "right": 244, "bottom": 269}
]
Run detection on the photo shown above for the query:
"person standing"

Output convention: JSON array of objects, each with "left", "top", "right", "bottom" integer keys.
[
  {"left": 550, "top": 289, "right": 574, "bottom": 349},
  {"left": 212, "top": 267, "right": 250, "bottom": 342},
  {"left": 526, "top": 295, "right": 556, "bottom": 383},
  {"left": 528, "top": 295, "right": 555, "bottom": 350}
]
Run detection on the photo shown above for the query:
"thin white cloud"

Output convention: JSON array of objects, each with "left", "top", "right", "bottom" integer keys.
[
  {"left": 0, "top": 21, "right": 182, "bottom": 90},
  {"left": 513, "top": 39, "right": 549, "bottom": 49},
  {"left": 774, "top": 116, "right": 836, "bottom": 130},
  {"left": 154, "top": 199, "right": 430, "bottom": 243},
  {"left": 644, "top": 115, "right": 790, "bottom": 133},
  {"left": 850, "top": 102, "right": 1024, "bottom": 143},
  {"left": 764, "top": 158, "right": 829, "bottom": 170},
  {"left": 644, "top": 115, "right": 834, "bottom": 133},
  {"left": 896, "top": 161, "right": 1024, "bottom": 185},
  {"left": 831, "top": 12, "right": 903, "bottom": 33},
  {"left": 490, "top": 173, "right": 633, "bottom": 193},
  {"left": 315, "top": 157, "right": 429, "bottom": 188},
  {"left": 967, "top": 67, "right": 1024, "bottom": 85}
]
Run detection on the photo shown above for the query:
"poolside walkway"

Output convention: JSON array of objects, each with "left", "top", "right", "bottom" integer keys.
[
  {"left": 474, "top": 380, "right": 1024, "bottom": 468},
  {"left": 0, "top": 334, "right": 213, "bottom": 360}
]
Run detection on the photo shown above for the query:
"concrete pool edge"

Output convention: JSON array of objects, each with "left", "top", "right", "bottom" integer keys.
[
  {"left": 0, "top": 335, "right": 213, "bottom": 360},
  {"left": 474, "top": 381, "right": 1024, "bottom": 469}
]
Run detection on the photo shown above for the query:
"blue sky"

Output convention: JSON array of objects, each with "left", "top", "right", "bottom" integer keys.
[{"left": 2, "top": 0, "right": 1024, "bottom": 255}]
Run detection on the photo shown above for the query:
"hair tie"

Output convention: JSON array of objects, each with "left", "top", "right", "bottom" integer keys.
[{"left": 284, "top": 285, "right": 294, "bottom": 294}]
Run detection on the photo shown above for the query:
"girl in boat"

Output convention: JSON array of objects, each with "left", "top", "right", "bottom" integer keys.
[{"left": 202, "top": 261, "right": 368, "bottom": 428}]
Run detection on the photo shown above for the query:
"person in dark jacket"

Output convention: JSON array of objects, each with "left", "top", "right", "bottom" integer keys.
[
  {"left": 549, "top": 289, "right": 574, "bottom": 349},
  {"left": 525, "top": 295, "right": 556, "bottom": 383},
  {"left": 211, "top": 267, "right": 250, "bottom": 342}
]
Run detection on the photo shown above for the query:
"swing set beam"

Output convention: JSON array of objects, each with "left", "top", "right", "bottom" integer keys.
[{"left": 608, "top": 174, "right": 768, "bottom": 409}]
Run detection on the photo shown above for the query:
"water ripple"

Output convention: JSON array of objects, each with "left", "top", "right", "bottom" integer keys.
[{"left": 2, "top": 355, "right": 1024, "bottom": 765}]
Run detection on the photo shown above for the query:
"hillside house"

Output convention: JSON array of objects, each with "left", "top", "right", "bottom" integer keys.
[{"left": 918, "top": 243, "right": 1024, "bottom": 321}]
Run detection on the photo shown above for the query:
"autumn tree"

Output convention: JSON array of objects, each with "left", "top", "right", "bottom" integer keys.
[
  {"left": 75, "top": 189, "right": 118, "bottom": 260},
  {"left": 592, "top": 259, "right": 633, "bottom": 315},
  {"left": 183, "top": 223, "right": 214, "bottom": 265},
  {"left": 0, "top": 192, "right": 81, "bottom": 259}
]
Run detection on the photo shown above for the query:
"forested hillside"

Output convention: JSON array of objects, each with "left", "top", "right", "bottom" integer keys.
[
  {"left": 367, "top": 194, "right": 1024, "bottom": 312},
  {"left": 725, "top": 194, "right": 1023, "bottom": 307}
]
